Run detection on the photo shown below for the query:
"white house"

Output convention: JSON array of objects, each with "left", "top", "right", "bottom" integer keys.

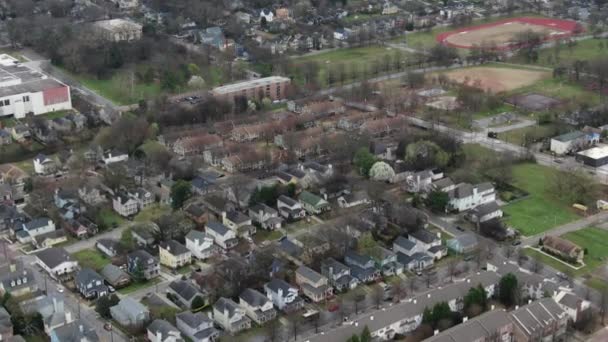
[
  {"left": 213, "top": 297, "right": 251, "bottom": 334},
  {"left": 205, "top": 221, "right": 238, "bottom": 250},
  {"left": 550, "top": 131, "right": 587, "bottom": 155},
  {"left": 102, "top": 149, "right": 129, "bottom": 164},
  {"left": 334, "top": 28, "right": 350, "bottom": 40},
  {"left": 16, "top": 217, "right": 56, "bottom": 243},
  {"left": 554, "top": 290, "right": 591, "bottom": 323},
  {"left": 147, "top": 319, "right": 182, "bottom": 342},
  {"left": 35, "top": 248, "right": 79, "bottom": 279},
  {"left": 445, "top": 182, "right": 495, "bottom": 212},
  {"left": 185, "top": 230, "right": 216, "bottom": 260},
  {"left": 260, "top": 9, "right": 274, "bottom": 22},
  {"left": 176, "top": 311, "right": 218, "bottom": 342},
  {"left": 264, "top": 278, "right": 304, "bottom": 313},
  {"left": 238, "top": 288, "right": 277, "bottom": 325},
  {"left": 277, "top": 195, "right": 306, "bottom": 220},
  {"left": 468, "top": 201, "right": 503, "bottom": 223},
  {"left": 112, "top": 193, "right": 139, "bottom": 217},
  {"left": 248, "top": 203, "right": 283, "bottom": 230},
  {"left": 33, "top": 154, "right": 57, "bottom": 175}
]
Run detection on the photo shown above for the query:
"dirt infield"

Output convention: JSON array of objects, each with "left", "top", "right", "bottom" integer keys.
[
  {"left": 436, "top": 17, "right": 580, "bottom": 50},
  {"left": 433, "top": 66, "right": 550, "bottom": 93}
]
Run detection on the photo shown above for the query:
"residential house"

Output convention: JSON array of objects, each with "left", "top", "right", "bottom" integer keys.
[
  {"left": 75, "top": 268, "right": 108, "bottom": 299},
  {"left": 337, "top": 191, "right": 370, "bottom": 209},
  {"left": 321, "top": 258, "right": 358, "bottom": 292},
  {"left": 425, "top": 309, "right": 513, "bottom": 342},
  {"left": 50, "top": 320, "right": 98, "bottom": 342},
  {"left": 131, "top": 225, "right": 156, "bottom": 247},
  {"left": 168, "top": 280, "right": 205, "bottom": 309},
  {"left": 264, "top": 278, "right": 304, "bottom": 313},
  {"left": 542, "top": 236, "right": 584, "bottom": 263},
  {"left": 205, "top": 221, "right": 238, "bottom": 249},
  {"left": 277, "top": 195, "right": 306, "bottom": 220},
  {"left": 0, "top": 308, "right": 11, "bottom": 341},
  {"left": 147, "top": 319, "right": 182, "bottom": 342},
  {"left": 239, "top": 288, "right": 277, "bottom": 324},
  {"left": 78, "top": 185, "right": 106, "bottom": 206},
  {"left": 35, "top": 247, "right": 78, "bottom": 279},
  {"left": 33, "top": 229, "right": 68, "bottom": 249},
  {"left": 15, "top": 217, "right": 56, "bottom": 243},
  {"left": 112, "top": 192, "right": 139, "bottom": 217},
  {"left": 33, "top": 154, "right": 57, "bottom": 175},
  {"left": 129, "top": 188, "right": 154, "bottom": 210},
  {"left": 102, "top": 149, "right": 128, "bottom": 164},
  {"left": 21, "top": 294, "right": 73, "bottom": 334},
  {"left": 159, "top": 240, "right": 192, "bottom": 269},
  {"left": 344, "top": 251, "right": 380, "bottom": 283},
  {"left": 185, "top": 230, "right": 216, "bottom": 260},
  {"left": 63, "top": 216, "right": 98, "bottom": 239},
  {"left": 11, "top": 125, "right": 30, "bottom": 142},
  {"left": 298, "top": 191, "right": 330, "bottom": 215},
  {"left": 433, "top": 177, "right": 455, "bottom": 192},
  {"left": 213, "top": 297, "right": 252, "bottom": 334},
  {"left": 334, "top": 28, "right": 350, "bottom": 40},
  {"left": 184, "top": 203, "right": 210, "bottom": 226},
  {"left": 100, "top": 264, "right": 131, "bottom": 288},
  {"left": 191, "top": 176, "right": 215, "bottom": 196},
  {"left": 110, "top": 297, "right": 150, "bottom": 327},
  {"left": 550, "top": 131, "right": 587, "bottom": 155},
  {"left": 221, "top": 153, "right": 265, "bottom": 173},
  {"left": 409, "top": 229, "right": 444, "bottom": 256},
  {"left": 127, "top": 250, "right": 160, "bottom": 280},
  {"left": 445, "top": 182, "right": 495, "bottom": 212},
  {"left": 554, "top": 290, "right": 591, "bottom": 323},
  {"left": 405, "top": 170, "right": 437, "bottom": 193},
  {"left": 295, "top": 265, "right": 332, "bottom": 302},
  {"left": 0, "top": 262, "right": 37, "bottom": 297},
  {"left": 198, "top": 27, "right": 226, "bottom": 51},
  {"left": 370, "top": 247, "right": 403, "bottom": 276},
  {"left": 96, "top": 238, "right": 122, "bottom": 258},
  {"left": 176, "top": 311, "right": 219, "bottom": 342},
  {"left": 510, "top": 298, "right": 568, "bottom": 342},
  {"left": 222, "top": 210, "right": 255, "bottom": 237},
  {"left": 468, "top": 201, "right": 503, "bottom": 223},
  {"left": 260, "top": 8, "right": 274, "bottom": 22},
  {"left": 248, "top": 203, "right": 283, "bottom": 230},
  {"left": 447, "top": 233, "right": 478, "bottom": 254}
]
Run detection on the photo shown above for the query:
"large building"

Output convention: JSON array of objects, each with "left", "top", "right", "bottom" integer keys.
[
  {"left": 0, "top": 55, "right": 71, "bottom": 119},
  {"left": 92, "top": 19, "right": 143, "bottom": 42},
  {"left": 211, "top": 76, "right": 291, "bottom": 103},
  {"left": 576, "top": 145, "right": 608, "bottom": 167}
]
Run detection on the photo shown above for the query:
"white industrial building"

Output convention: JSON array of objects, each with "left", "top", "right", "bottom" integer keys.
[{"left": 0, "top": 54, "right": 72, "bottom": 119}]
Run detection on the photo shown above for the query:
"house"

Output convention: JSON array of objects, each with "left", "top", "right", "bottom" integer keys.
[
  {"left": 50, "top": 320, "right": 98, "bottom": 342},
  {"left": 277, "top": 195, "right": 306, "bottom": 220},
  {"left": 447, "top": 234, "right": 479, "bottom": 254},
  {"left": 550, "top": 131, "right": 587, "bottom": 155},
  {"left": 222, "top": 210, "right": 255, "bottom": 237},
  {"left": 295, "top": 265, "right": 332, "bottom": 302},
  {"left": 159, "top": 240, "right": 192, "bottom": 269},
  {"left": 15, "top": 217, "right": 56, "bottom": 243},
  {"left": 191, "top": 176, "right": 215, "bottom": 196},
  {"left": 542, "top": 236, "right": 584, "bottom": 263},
  {"left": 185, "top": 230, "right": 216, "bottom": 260},
  {"left": 554, "top": 290, "right": 591, "bottom": 323},
  {"left": 298, "top": 191, "right": 330, "bottom": 214},
  {"left": 213, "top": 297, "right": 252, "bottom": 334},
  {"left": 260, "top": 8, "right": 274, "bottom": 22},
  {"left": 0, "top": 308, "right": 11, "bottom": 341},
  {"left": 92, "top": 19, "right": 142, "bottom": 42},
  {"left": 63, "top": 216, "right": 98, "bottom": 239},
  {"left": 132, "top": 225, "right": 156, "bottom": 247},
  {"left": 127, "top": 250, "right": 160, "bottom": 280},
  {"left": 344, "top": 251, "right": 380, "bottom": 283},
  {"left": 78, "top": 185, "right": 106, "bottom": 206},
  {"left": 147, "top": 319, "right": 182, "bottom": 342},
  {"left": 334, "top": 28, "right": 350, "bottom": 40},
  {"left": 425, "top": 309, "right": 513, "bottom": 342},
  {"left": 33, "top": 154, "right": 57, "bottom": 175},
  {"left": 176, "top": 311, "right": 219, "bottom": 342},
  {"left": 433, "top": 177, "right": 455, "bottom": 192},
  {"left": 112, "top": 193, "right": 139, "bottom": 217},
  {"left": 405, "top": 170, "right": 437, "bottom": 193},
  {"left": 264, "top": 278, "right": 304, "bottom": 313},
  {"left": 35, "top": 247, "right": 78, "bottom": 279},
  {"left": 21, "top": 294, "right": 73, "bottom": 334},
  {"left": 100, "top": 264, "right": 131, "bottom": 288},
  {"left": 370, "top": 247, "right": 403, "bottom": 276},
  {"left": 0, "top": 262, "right": 37, "bottom": 297},
  {"left": 409, "top": 229, "right": 442, "bottom": 253},
  {"left": 397, "top": 252, "right": 435, "bottom": 272},
  {"left": 11, "top": 125, "right": 30, "bottom": 142},
  {"left": 205, "top": 221, "right": 238, "bottom": 249},
  {"left": 96, "top": 238, "right": 122, "bottom": 258},
  {"left": 198, "top": 27, "right": 226, "bottom": 50},
  {"left": 75, "top": 268, "right": 108, "bottom": 299},
  {"left": 33, "top": 229, "right": 68, "bottom": 249},
  {"left": 184, "top": 203, "right": 210, "bottom": 226},
  {"left": 445, "top": 182, "right": 496, "bottom": 212},
  {"left": 468, "top": 201, "right": 502, "bottom": 223},
  {"left": 337, "top": 190, "right": 370, "bottom": 209},
  {"left": 248, "top": 203, "right": 283, "bottom": 230},
  {"left": 173, "top": 134, "right": 223, "bottom": 157},
  {"left": 110, "top": 297, "right": 150, "bottom": 327},
  {"left": 239, "top": 288, "right": 277, "bottom": 324},
  {"left": 102, "top": 149, "right": 129, "bottom": 164},
  {"left": 321, "top": 258, "right": 358, "bottom": 292},
  {"left": 510, "top": 298, "right": 568, "bottom": 342},
  {"left": 168, "top": 280, "right": 205, "bottom": 309},
  {"left": 393, "top": 236, "right": 421, "bottom": 256},
  {"left": 129, "top": 188, "right": 154, "bottom": 210}
]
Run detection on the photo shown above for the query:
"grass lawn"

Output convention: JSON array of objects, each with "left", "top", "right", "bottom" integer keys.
[
  {"left": 512, "top": 38, "right": 608, "bottom": 66},
  {"left": 510, "top": 77, "right": 600, "bottom": 105},
  {"left": 99, "top": 208, "right": 125, "bottom": 228},
  {"left": 497, "top": 123, "right": 568, "bottom": 146},
  {"left": 134, "top": 204, "right": 171, "bottom": 223},
  {"left": 253, "top": 229, "right": 284, "bottom": 244},
  {"left": 118, "top": 278, "right": 162, "bottom": 295},
  {"left": 503, "top": 164, "right": 579, "bottom": 236},
  {"left": 72, "top": 250, "right": 110, "bottom": 271}
]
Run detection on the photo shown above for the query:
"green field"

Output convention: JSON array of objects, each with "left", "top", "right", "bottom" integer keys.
[
  {"left": 498, "top": 123, "right": 570, "bottom": 146},
  {"left": 503, "top": 164, "right": 579, "bottom": 236},
  {"left": 134, "top": 204, "right": 171, "bottom": 223},
  {"left": 118, "top": 278, "right": 161, "bottom": 295},
  {"left": 510, "top": 77, "right": 600, "bottom": 105},
  {"left": 513, "top": 38, "right": 608, "bottom": 66},
  {"left": 98, "top": 208, "right": 125, "bottom": 228},
  {"left": 72, "top": 250, "right": 110, "bottom": 271}
]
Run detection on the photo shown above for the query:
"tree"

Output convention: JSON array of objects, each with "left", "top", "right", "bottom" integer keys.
[
  {"left": 347, "top": 288, "right": 366, "bottom": 315},
  {"left": 371, "top": 284, "right": 384, "bottom": 309},
  {"left": 498, "top": 273, "right": 518, "bottom": 307},
  {"left": 391, "top": 278, "right": 407, "bottom": 302},
  {"left": 531, "top": 257, "right": 543, "bottom": 274},
  {"left": 425, "top": 190, "right": 449, "bottom": 213},
  {"left": 287, "top": 313, "right": 303, "bottom": 340},
  {"left": 447, "top": 259, "right": 458, "bottom": 282},
  {"left": 120, "top": 228, "right": 134, "bottom": 252},
  {"left": 171, "top": 180, "right": 192, "bottom": 210},
  {"left": 405, "top": 140, "right": 450, "bottom": 170},
  {"left": 353, "top": 147, "right": 377, "bottom": 177},
  {"left": 265, "top": 319, "right": 282, "bottom": 342},
  {"left": 191, "top": 295, "right": 206, "bottom": 310},
  {"left": 463, "top": 284, "right": 488, "bottom": 318},
  {"left": 95, "top": 294, "right": 120, "bottom": 319},
  {"left": 360, "top": 326, "right": 372, "bottom": 342}
]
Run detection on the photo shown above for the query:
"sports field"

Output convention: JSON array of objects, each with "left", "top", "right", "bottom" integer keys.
[
  {"left": 437, "top": 17, "right": 579, "bottom": 50},
  {"left": 433, "top": 66, "right": 549, "bottom": 93}
]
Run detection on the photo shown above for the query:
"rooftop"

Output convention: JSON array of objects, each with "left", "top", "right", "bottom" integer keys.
[
  {"left": 577, "top": 145, "right": 608, "bottom": 160},
  {"left": 212, "top": 76, "right": 290, "bottom": 95}
]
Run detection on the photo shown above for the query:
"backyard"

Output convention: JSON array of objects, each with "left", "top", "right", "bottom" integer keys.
[
  {"left": 72, "top": 250, "right": 110, "bottom": 271},
  {"left": 503, "top": 163, "right": 580, "bottom": 236}
]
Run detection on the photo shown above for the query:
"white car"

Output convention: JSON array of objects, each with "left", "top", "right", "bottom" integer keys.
[{"left": 57, "top": 286, "right": 64, "bottom": 293}]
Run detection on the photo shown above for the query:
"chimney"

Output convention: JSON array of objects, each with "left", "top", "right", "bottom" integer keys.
[
  {"left": 528, "top": 299, "right": 532, "bottom": 304},
  {"left": 491, "top": 304, "right": 495, "bottom": 310},
  {"left": 65, "top": 311, "right": 73, "bottom": 323},
  {"left": 463, "top": 316, "right": 468, "bottom": 322},
  {"left": 9, "top": 263, "right": 16, "bottom": 272},
  {"left": 434, "top": 329, "right": 439, "bottom": 336},
  {"left": 79, "top": 325, "right": 84, "bottom": 333},
  {"left": 515, "top": 305, "right": 519, "bottom": 310}
]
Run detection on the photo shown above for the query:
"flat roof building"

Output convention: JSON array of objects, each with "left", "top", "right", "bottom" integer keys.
[
  {"left": 92, "top": 19, "right": 143, "bottom": 42},
  {"left": 211, "top": 76, "right": 290, "bottom": 103},
  {"left": 576, "top": 145, "right": 608, "bottom": 167},
  {"left": 0, "top": 54, "right": 71, "bottom": 119}
]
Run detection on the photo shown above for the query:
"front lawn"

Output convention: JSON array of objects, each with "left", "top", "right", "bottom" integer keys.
[
  {"left": 497, "top": 123, "right": 571, "bottom": 147},
  {"left": 134, "top": 204, "right": 171, "bottom": 223},
  {"left": 503, "top": 164, "right": 579, "bottom": 236},
  {"left": 72, "top": 250, "right": 110, "bottom": 271},
  {"left": 253, "top": 229, "right": 284, "bottom": 244},
  {"left": 98, "top": 208, "right": 125, "bottom": 228},
  {"left": 118, "top": 278, "right": 162, "bottom": 295}
]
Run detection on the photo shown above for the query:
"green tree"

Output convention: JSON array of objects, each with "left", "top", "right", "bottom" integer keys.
[
  {"left": 357, "top": 233, "right": 379, "bottom": 258},
  {"left": 95, "top": 294, "right": 120, "bottom": 319},
  {"left": 360, "top": 326, "right": 372, "bottom": 342},
  {"left": 353, "top": 147, "right": 377, "bottom": 177},
  {"left": 463, "top": 284, "right": 488, "bottom": 317},
  {"left": 120, "top": 228, "right": 134, "bottom": 252},
  {"left": 405, "top": 140, "right": 450, "bottom": 170},
  {"left": 499, "top": 273, "right": 518, "bottom": 307},
  {"left": 171, "top": 180, "right": 192, "bottom": 210},
  {"left": 132, "top": 261, "right": 146, "bottom": 283},
  {"left": 425, "top": 190, "right": 449, "bottom": 213},
  {"left": 191, "top": 295, "right": 206, "bottom": 310}
]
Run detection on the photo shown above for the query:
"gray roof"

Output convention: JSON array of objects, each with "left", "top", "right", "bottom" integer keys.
[
  {"left": 239, "top": 288, "right": 269, "bottom": 307},
  {"left": 321, "top": 258, "right": 350, "bottom": 276},
  {"left": 426, "top": 309, "right": 511, "bottom": 342},
  {"left": 160, "top": 240, "right": 189, "bottom": 256},
  {"left": 96, "top": 238, "right": 120, "bottom": 251},
  {"left": 0, "top": 78, "right": 67, "bottom": 98},
  {"left": 296, "top": 265, "right": 325, "bottom": 283},
  {"left": 250, "top": 203, "right": 278, "bottom": 215},
  {"left": 449, "top": 233, "right": 478, "bottom": 249},
  {"left": 214, "top": 297, "right": 240, "bottom": 317},
  {"left": 433, "top": 177, "right": 454, "bottom": 189},
  {"left": 553, "top": 131, "right": 586, "bottom": 142},
  {"left": 557, "top": 292, "right": 581, "bottom": 309},
  {"left": 206, "top": 221, "right": 230, "bottom": 235},
  {"left": 75, "top": 268, "right": 104, "bottom": 286},
  {"left": 510, "top": 298, "right": 566, "bottom": 337},
  {"left": 128, "top": 249, "right": 156, "bottom": 264},
  {"left": 100, "top": 264, "right": 130, "bottom": 284},
  {"left": 278, "top": 195, "right": 298, "bottom": 207},
  {"left": 112, "top": 297, "right": 148, "bottom": 318},
  {"left": 393, "top": 236, "right": 416, "bottom": 251},
  {"left": 225, "top": 210, "right": 250, "bottom": 224},
  {"left": 147, "top": 319, "right": 180, "bottom": 338},
  {"left": 169, "top": 280, "right": 201, "bottom": 301},
  {"left": 176, "top": 311, "right": 212, "bottom": 328},
  {"left": 186, "top": 230, "right": 211, "bottom": 242},
  {"left": 24, "top": 217, "right": 51, "bottom": 230},
  {"left": 471, "top": 201, "right": 501, "bottom": 216},
  {"left": 265, "top": 278, "right": 295, "bottom": 294},
  {"left": 51, "top": 319, "right": 99, "bottom": 342},
  {"left": 409, "top": 229, "right": 439, "bottom": 244},
  {"left": 36, "top": 247, "right": 72, "bottom": 269}
]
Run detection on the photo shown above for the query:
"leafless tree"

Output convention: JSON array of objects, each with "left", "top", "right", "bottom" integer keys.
[
  {"left": 265, "top": 319, "right": 283, "bottom": 342},
  {"left": 408, "top": 277, "right": 417, "bottom": 293},
  {"left": 517, "top": 248, "right": 527, "bottom": 266},
  {"left": 336, "top": 297, "right": 349, "bottom": 324},
  {"left": 287, "top": 313, "right": 303, "bottom": 341},
  {"left": 601, "top": 288, "right": 608, "bottom": 325},
  {"left": 504, "top": 246, "right": 514, "bottom": 259},
  {"left": 447, "top": 259, "right": 458, "bottom": 283},
  {"left": 424, "top": 271, "right": 436, "bottom": 288},
  {"left": 371, "top": 284, "right": 384, "bottom": 309},
  {"left": 392, "top": 278, "right": 407, "bottom": 302},
  {"left": 531, "top": 257, "right": 543, "bottom": 274}
]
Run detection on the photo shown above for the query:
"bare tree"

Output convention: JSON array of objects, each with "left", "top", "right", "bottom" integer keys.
[
  {"left": 371, "top": 284, "right": 384, "bottom": 309},
  {"left": 287, "top": 313, "right": 303, "bottom": 341},
  {"left": 531, "top": 257, "right": 543, "bottom": 274},
  {"left": 517, "top": 248, "right": 526, "bottom": 266},
  {"left": 408, "top": 277, "right": 417, "bottom": 293},
  {"left": 424, "top": 271, "right": 436, "bottom": 289},
  {"left": 336, "top": 297, "right": 349, "bottom": 324},
  {"left": 504, "top": 246, "right": 514, "bottom": 259},
  {"left": 447, "top": 259, "right": 458, "bottom": 283},
  {"left": 601, "top": 288, "right": 608, "bottom": 325},
  {"left": 391, "top": 278, "right": 407, "bottom": 302},
  {"left": 265, "top": 319, "right": 283, "bottom": 342}
]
